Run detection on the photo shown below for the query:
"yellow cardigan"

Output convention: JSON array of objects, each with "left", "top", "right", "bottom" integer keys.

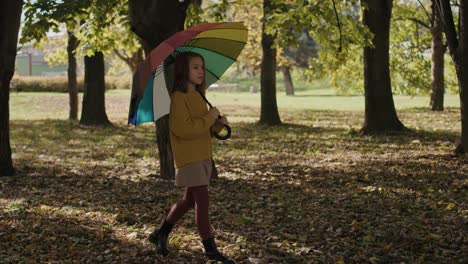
[{"left": 169, "top": 90, "right": 223, "bottom": 168}]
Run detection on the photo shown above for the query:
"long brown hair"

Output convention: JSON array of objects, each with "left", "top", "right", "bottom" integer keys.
[{"left": 172, "top": 52, "right": 206, "bottom": 94}]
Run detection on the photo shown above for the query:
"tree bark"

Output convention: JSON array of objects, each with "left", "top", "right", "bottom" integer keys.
[
  {"left": 455, "top": 63, "right": 468, "bottom": 154},
  {"left": 436, "top": 0, "right": 468, "bottom": 154},
  {"left": 80, "top": 52, "right": 111, "bottom": 126},
  {"left": 260, "top": 0, "right": 282, "bottom": 126},
  {"left": 155, "top": 116, "right": 175, "bottom": 179},
  {"left": 0, "top": 0, "right": 23, "bottom": 176},
  {"left": 67, "top": 31, "right": 79, "bottom": 120},
  {"left": 360, "top": 0, "right": 406, "bottom": 133},
  {"left": 129, "top": 1, "right": 188, "bottom": 55},
  {"left": 282, "top": 66, "right": 295, "bottom": 96},
  {"left": 430, "top": 0, "right": 446, "bottom": 111},
  {"left": 129, "top": 0, "right": 189, "bottom": 179}
]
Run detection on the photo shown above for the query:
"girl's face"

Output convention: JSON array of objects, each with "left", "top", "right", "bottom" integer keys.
[{"left": 188, "top": 56, "right": 205, "bottom": 86}]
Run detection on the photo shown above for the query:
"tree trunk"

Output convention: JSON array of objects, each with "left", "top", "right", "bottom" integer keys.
[
  {"left": 80, "top": 52, "right": 111, "bottom": 126},
  {"left": 260, "top": 0, "right": 281, "bottom": 126},
  {"left": 436, "top": 0, "right": 468, "bottom": 154},
  {"left": 360, "top": 0, "right": 406, "bottom": 133},
  {"left": 0, "top": 0, "right": 23, "bottom": 176},
  {"left": 155, "top": 116, "right": 175, "bottom": 179},
  {"left": 129, "top": 0, "right": 189, "bottom": 179},
  {"left": 430, "top": 0, "right": 446, "bottom": 111},
  {"left": 456, "top": 5, "right": 468, "bottom": 155},
  {"left": 455, "top": 61, "right": 468, "bottom": 154},
  {"left": 282, "top": 66, "right": 295, "bottom": 96},
  {"left": 129, "top": 1, "right": 188, "bottom": 55},
  {"left": 67, "top": 31, "right": 79, "bottom": 120}
]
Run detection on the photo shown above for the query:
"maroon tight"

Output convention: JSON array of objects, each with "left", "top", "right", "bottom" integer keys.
[{"left": 165, "top": 185, "right": 213, "bottom": 240}]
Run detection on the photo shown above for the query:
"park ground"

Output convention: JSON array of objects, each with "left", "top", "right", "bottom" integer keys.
[{"left": 1, "top": 85, "right": 467, "bottom": 263}]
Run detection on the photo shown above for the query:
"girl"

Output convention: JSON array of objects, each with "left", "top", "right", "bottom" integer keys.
[{"left": 149, "top": 52, "right": 234, "bottom": 264}]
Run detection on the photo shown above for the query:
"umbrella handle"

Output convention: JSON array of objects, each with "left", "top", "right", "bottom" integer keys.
[
  {"left": 213, "top": 115, "right": 231, "bottom": 140},
  {"left": 197, "top": 88, "right": 231, "bottom": 140}
]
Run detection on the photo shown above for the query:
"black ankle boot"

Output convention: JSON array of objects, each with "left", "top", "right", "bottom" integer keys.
[
  {"left": 202, "top": 237, "right": 235, "bottom": 264},
  {"left": 148, "top": 218, "right": 174, "bottom": 256}
]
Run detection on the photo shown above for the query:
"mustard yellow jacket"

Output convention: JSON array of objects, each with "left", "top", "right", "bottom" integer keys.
[{"left": 169, "top": 90, "right": 223, "bottom": 168}]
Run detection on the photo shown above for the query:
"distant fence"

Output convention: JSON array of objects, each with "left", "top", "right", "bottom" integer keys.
[{"left": 15, "top": 53, "right": 67, "bottom": 76}]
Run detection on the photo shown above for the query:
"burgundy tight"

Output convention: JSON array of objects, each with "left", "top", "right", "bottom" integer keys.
[{"left": 165, "top": 185, "right": 213, "bottom": 240}]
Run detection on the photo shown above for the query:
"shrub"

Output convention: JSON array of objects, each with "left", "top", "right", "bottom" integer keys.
[{"left": 11, "top": 76, "right": 132, "bottom": 92}]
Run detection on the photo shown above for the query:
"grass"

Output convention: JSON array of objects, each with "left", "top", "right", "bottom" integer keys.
[
  {"left": 2, "top": 89, "right": 467, "bottom": 263},
  {"left": 9, "top": 88, "right": 461, "bottom": 121}
]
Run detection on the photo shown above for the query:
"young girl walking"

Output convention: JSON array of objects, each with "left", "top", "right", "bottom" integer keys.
[{"left": 148, "top": 52, "right": 234, "bottom": 264}]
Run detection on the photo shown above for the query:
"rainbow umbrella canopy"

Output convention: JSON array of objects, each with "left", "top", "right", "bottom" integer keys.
[{"left": 128, "top": 22, "right": 248, "bottom": 125}]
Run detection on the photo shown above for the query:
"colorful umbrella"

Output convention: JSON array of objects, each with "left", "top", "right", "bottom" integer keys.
[{"left": 128, "top": 22, "right": 248, "bottom": 129}]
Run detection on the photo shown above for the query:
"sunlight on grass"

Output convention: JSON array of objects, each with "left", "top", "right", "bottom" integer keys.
[{"left": 9, "top": 89, "right": 461, "bottom": 122}]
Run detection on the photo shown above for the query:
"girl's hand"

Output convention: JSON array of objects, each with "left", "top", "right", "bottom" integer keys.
[
  {"left": 209, "top": 107, "right": 220, "bottom": 119},
  {"left": 216, "top": 116, "right": 229, "bottom": 125}
]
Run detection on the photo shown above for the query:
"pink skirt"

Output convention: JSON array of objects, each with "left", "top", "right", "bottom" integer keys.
[{"left": 175, "top": 158, "right": 212, "bottom": 187}]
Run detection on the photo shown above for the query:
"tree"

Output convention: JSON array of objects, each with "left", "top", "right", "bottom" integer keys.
[
  {"left": 360, "top": 0, "right": 407, "bottom": 133},
  {"left": 75, "top": 1, "right": 137, "bottom": 126},
  {"left": 22, "top": 0, "right": 87, "bottom": 120},
  {"left": 206, "top": 0, "right": 305, "bottom": 96},
  {"left": 260, "top": 0, "right": 281, "bottom": 125},
  {"left": 67, "top": 31, "right": 80, "bottom": 120},
  {"left": 391, "top": 0, "right": 450, "bottom": 110},
  {"left": 0, "top": 0, "right": 23, "bottom": 176},
  {"left": 281, "top": 65, "right": 295, "bottom": 96},
  {"left": 23, "top": 0, "right": 135, "bottom": 124},
  {"left": 390, "top": 2, "right": 431, "bottom": 98},
  {"left": 100, "top": 15, "right": 144, "bottom": 74},
  {"left": 429, "top": 0, "right": 446, "bottom": 111},
  {"left": 436, "top": 0, "right": 468, "bottom": 153},
  {"left": 80, "top": 52, "right": 111, "bottom": 125},
  {"left": 113, "top": 47, "right": 144, "bottom": 74},
  {"left": 262, "top": 1, "right": 406, "bottom": 132},
  {"left": 281, "top": 31, "right": 319, "bottom": 96},
  {"left": 264, "top": 1, "right": 369, "bottom": 98},
  {"left": 75, "top": 2, "right": 124, "bottom": 126},
  {"left": 129, "top": 0, "right": 190, "bottom": 179}
]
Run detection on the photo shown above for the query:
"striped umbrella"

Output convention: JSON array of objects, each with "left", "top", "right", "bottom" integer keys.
[{"left": 128, "top": 22, "right": 248, "bottom": 126}]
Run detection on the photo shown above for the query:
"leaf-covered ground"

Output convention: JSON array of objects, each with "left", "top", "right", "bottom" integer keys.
[{"left": 1, "top": 103, "right": 467, "bottom": 263}]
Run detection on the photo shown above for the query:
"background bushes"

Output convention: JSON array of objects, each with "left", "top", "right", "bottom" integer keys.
[{"left": 10, "top": 76, "right": 132, "bottom": 92}]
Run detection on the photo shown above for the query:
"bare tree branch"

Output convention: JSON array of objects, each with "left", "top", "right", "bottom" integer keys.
[
  {"left": 416, "top": 0, "right": 433, "bottom": 27},
  {"left": 331, "top": 0, "right": 343, "bottom": 52},
  {"left": 394, "top": 16, "right": 430, "bottom": 29},
  {"left": 113, "top": 49, "right": 130, "bottom": 63}
]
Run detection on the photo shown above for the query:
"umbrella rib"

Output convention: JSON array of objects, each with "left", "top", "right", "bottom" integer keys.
[
  {"left": 205, "top": 67, "right": 222, "bottom": 80},
  {"left": 173, "top": 38, "right": 197, "bottom": 57}
]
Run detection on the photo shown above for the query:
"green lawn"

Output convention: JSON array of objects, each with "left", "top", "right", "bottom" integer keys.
[{"left": 9, "top": 89, "right": 461, "bottom": 122}]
